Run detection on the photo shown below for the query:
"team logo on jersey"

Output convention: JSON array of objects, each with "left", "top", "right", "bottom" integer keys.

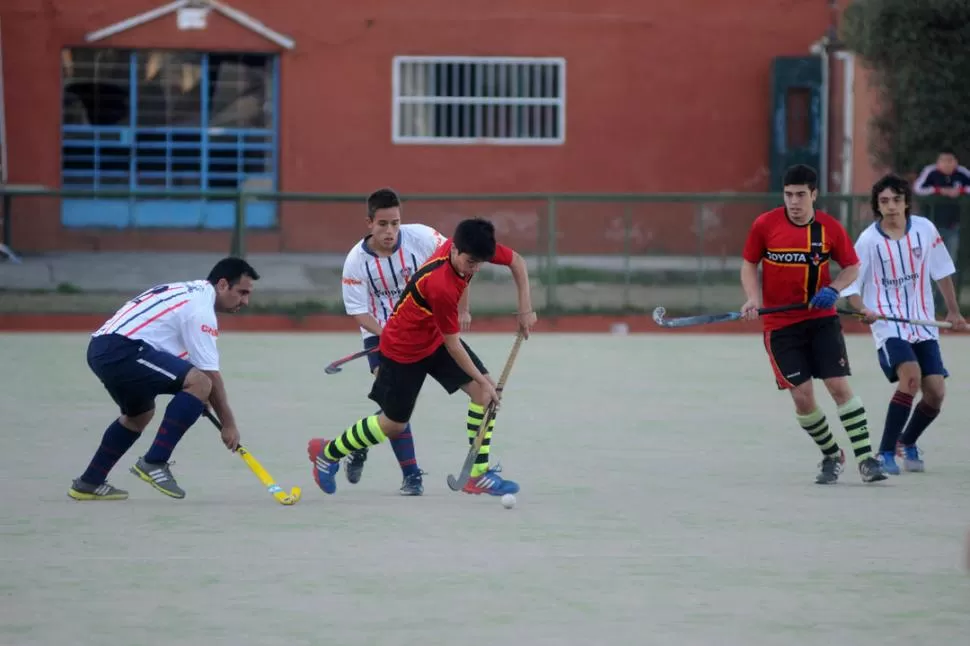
[
  {"left": 912, "top": 246, "right": 922, "bottom": 260},
  {"left": 764, "top": 249, "right": 830, "bottom": 266},
  {"left": 200, "top": 324, "right": 219, "bottom": 337},
  {"left": 881, "top": 273, "right": 918, "bottom": 288}
]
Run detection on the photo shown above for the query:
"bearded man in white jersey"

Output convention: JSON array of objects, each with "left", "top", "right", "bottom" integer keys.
[
  {"left": 842, "top": 173, "right": 967, "bottom": 474},
  {"left": 68, "top": 257, "right": 259, "bottom": 501},
  {"left": 339, "top": 188, "right": 466, "bottom": 496}
]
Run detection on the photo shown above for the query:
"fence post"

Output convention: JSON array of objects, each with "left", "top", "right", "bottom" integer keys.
[
  {"left": 622, "top": 203, "right": 632, "bottom": 309},
  {"left": 2, "top": 192, "right": 10, "bottom": 248},
  {"left": 545, "top": 196, "right": 558, "bottom": 312},
  {"left": 958, "top": 199, "right": 970, "bottom": 304},
  {"left": 695, "top": 201, "right": 706, "bottom": 308},
  {"left": 231, "top": 192, "right": 248, "bottom": 257}
]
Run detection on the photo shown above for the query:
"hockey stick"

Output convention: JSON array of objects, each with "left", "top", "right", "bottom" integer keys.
[
  {"left": 836, "top": 308, "right": 955, "bottom": 329},
  {"left": 325, "top": 346, "right": 378, "bottom": 374},
  {"left": 652, "top": 303, "right": 807, "bottom": 328},
  {"left": 202, "top": 409, "right": 302, "bottom": 506},
  {"left": 446, "top": 331, "right": 525, "bottom": 492}
]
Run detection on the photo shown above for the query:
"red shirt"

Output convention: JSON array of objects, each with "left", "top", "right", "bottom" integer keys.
[
  {"left": 379, "top": 239, "right": 515, "bottom": 363},
  {"left": 742, "top": 207, "right": 858, "bottom": 331}
]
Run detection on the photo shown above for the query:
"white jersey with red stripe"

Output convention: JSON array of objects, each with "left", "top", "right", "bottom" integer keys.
[
  {"left": 841, "top": 215, "right": 955, "bottom": 349},
  {"left": 92, "top": 280, "right": 221, "bottom": 370},
  {"left": 341, "top": 223, "right": 447, "bottom": 339}
]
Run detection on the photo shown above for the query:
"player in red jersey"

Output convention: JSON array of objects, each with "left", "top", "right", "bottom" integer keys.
[
  {"left": 740, "top": 164, "right": 886, "bottom": 485},
  {"left": 307, "top": 217, "right": 537, "bottom": 496}
]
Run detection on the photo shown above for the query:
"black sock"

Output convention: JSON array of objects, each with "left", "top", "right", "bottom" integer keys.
[
  {"left": 81, "top": 420, "right": 141, "bottom": 485},
  {"left": 899, "top": 400, "right": 939, "bottom": 446},
  {"left": 879, "top": 391, "right": 914, "bottom": 453}
]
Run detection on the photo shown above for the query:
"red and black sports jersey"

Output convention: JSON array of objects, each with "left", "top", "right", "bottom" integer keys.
[
  {"left": 379, "top": 240, "right": 514, "bottom": 363},
  {"left": 742, "top": 207, "right": 859, "bottom": 331}
]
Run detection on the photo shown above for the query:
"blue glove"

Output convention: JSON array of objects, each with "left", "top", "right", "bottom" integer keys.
[{"left": 809, "top": 286, "right": 839, "bottom": 309}]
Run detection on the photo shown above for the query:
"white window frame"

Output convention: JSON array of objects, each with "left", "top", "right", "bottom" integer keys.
[{"left": 392, "top": 55, "right": 566, "bottom": 145}]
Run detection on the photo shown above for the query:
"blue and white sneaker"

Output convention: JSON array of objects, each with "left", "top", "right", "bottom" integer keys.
[
  {"left": 307, "top": 438, "right": 339, "bottom": 494},
  {"left": 399, "top": 470, "right": 425, "bottom": 496},
  {"left": 901, "top": 445, "right": 925, "bottom": 472},
  {"left": 878, "top": 451, "right": 901, "bottom": 475},
  {"left": 462, "top": 464, "right": 520, "bottom": 496}
]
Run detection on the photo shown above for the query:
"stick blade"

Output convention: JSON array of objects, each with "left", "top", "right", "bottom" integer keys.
[
  {"left": 324, "top": 364, "right": 342, "bottom": 375},
  {"left": 652, "top": 306, "right": 667, "bottom": 326},
  {"left": 446, "top": 474, "right": 463, "bottom": 491},
  {"left": 279, "top": 486, "right": 302, "bottom": 505}
]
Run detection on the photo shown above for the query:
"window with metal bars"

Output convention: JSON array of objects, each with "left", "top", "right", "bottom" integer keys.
[
  {"left": 392, "top": 56, "right": 566, "bottom": 145},
  {"left": 61, "top": 48, "right": 277, "bottom": 193}
]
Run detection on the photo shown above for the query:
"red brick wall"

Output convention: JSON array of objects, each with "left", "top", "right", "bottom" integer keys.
[{"left": 1, "top": 0, "right": 837, "bottom": 253}]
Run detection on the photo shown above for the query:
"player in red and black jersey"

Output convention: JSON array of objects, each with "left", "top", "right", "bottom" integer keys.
[
  {"left": 741, "top": 164, "right": 886, "bottom": 485},
  {"left": 308, "top": 218, "right": 537, "bottom": 497}
]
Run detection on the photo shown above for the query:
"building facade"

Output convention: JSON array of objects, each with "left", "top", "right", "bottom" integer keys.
[{"left": 0, "top": 0, "right": 875, "bottom": 253}]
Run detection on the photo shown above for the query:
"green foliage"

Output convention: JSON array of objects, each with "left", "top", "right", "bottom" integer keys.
[{"left": 841, "top": 0, "right": 970, "bottom": 172}]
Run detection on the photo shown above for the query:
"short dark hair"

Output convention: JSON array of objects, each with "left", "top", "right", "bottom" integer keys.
[
  {"left": 207, "top": 257, "right": 260, "bottom": 286},
  {"left": 939, "top": 147, "right": 957, "bottom": 157},
  {"left": 870, "top": 173, "right": 912, "bottom": 220},
  {"left": 367, "top": 188, "right": 401, "bottom": 219},
  {"left": 452, "top": 218, "right": 497, "bottom": 262},
  {"left": 783, "top": 164, "right": 818, "bottom": 191}
]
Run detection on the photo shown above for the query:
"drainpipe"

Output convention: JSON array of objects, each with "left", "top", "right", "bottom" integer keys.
[
  {"left": 835, "top": 51, "right": 855, "bottom": 227},
  {"left": 811, "top": 38, "right": 830, "bottom": 195}
]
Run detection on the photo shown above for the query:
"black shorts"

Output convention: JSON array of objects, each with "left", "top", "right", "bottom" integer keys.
[
  {"left": 763, "top": 315, "right": 851, "bottom": 390},
  {"left": 87, "top": 334, "right": 193, "bottom": 416},
  {"left": 368, "top": 341, "right": 488, "bottom": 423}
]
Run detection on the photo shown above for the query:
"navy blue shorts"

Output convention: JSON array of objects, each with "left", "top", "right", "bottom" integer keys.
[
  {"left": 877, "top": 338, "right": 948, "bottom": 383},
  {"left": 364, "top": 335, "right": 381, "bottom": 373},
  {"left": 87, "top": 334, "right": 194, "bottom": 416}
]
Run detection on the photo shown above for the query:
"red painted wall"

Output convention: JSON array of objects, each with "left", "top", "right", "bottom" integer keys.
[{"left": 1, "top": 0, "right": 839, "bottom": 254}]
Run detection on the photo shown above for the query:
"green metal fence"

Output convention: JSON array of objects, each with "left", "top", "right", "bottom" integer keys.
[{"left": 1, "top": 186, "right": 967, "bottom": 314}]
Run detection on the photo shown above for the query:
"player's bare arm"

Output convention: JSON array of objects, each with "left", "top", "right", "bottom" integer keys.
[
  {"left": 442, "top": 332, "right": 499, "bottom": 406},
  {"left": 828, "top": 262, "right": 859, "bottom": 293},
  {"left": 508, "top": 251, "right": 537, "bottom": 335},
  {"left": 934, "top": 275, "right": 968, "bottom": 329},
  {"left": 203, "top": 370, "right": 240, "bottom": 450},
  {"left": 458, "top": 286, "right": 472, "bottom": 331},
  {"left": 739, "top": 216, "right": 766, "bottom": 320},
  {"left": 740, "top": 259, "right": 761, "bottom": 319},
  {"left": 352, "top": 313, "right": 384, "bottom": 337},
  {"left": 845, "top": 293, "right": 878, "bottom": 323}
]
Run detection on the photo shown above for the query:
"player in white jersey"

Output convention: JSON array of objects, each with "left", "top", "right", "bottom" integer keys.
[
  {"left": 339, "top": 188, "right": 459, "bottom": 495},
  {"left": 841, "top": 174, "right": 967, "bottom": 474},
  {"left": 68, "top": 257, "right": 259, "bottom": 501}
]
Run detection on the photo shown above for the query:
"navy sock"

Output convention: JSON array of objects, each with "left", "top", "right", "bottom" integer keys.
[
  {"left": 879, "top": 391, "right": 914, "bottom": 453},
  {"left": 81, "top": 420, "right": 141, "bottom": 485},
  {"left": 143, "top": 392, "right": 205, "bottom": 464},
  {"left": 899, "top": 400, "right": 940, "bottom": 446},
  {"left": 389, "top": 423, "right": 420, "bottom": 477}
]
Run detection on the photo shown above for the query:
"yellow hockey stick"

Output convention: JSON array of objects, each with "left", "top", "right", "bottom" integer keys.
[{"left": 203, "top": 409, "right": 302, "bottom": 506}]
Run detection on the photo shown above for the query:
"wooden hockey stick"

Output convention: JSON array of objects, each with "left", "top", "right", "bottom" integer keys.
[
  {"left": 836, "top": 308, "right": 956, "bottom": 329},
  {"left": 446, "top": 332, "right": 525, "bottom": 492}
]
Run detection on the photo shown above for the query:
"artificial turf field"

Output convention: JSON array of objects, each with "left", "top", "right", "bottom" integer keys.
[{"left": 2, "top": 332, "right": 968, "bottom": 646}]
